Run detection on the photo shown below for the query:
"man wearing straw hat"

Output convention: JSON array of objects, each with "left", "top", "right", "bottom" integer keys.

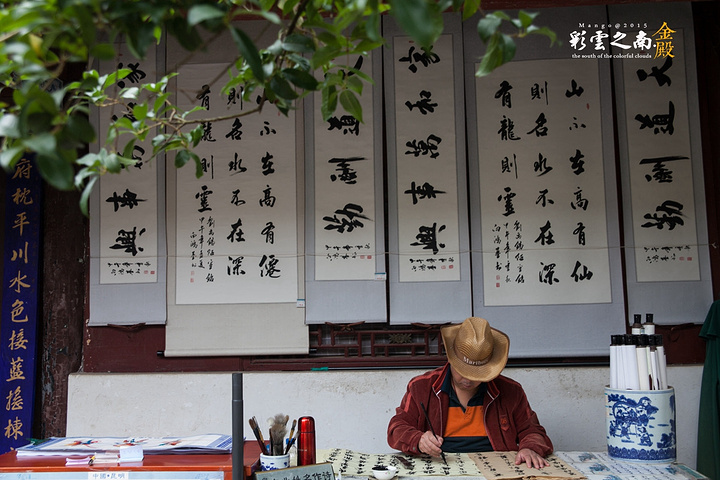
[{"left": 387, "top": 317, "right": 553, "bottom": 468}]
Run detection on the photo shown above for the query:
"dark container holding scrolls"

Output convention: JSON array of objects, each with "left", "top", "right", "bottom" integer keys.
[{"left": 297, "top": 416, "right": 316, "bottom": 466}]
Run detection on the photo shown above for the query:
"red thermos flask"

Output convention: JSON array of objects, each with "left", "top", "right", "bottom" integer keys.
[{"left": 297, "top": 416, "right": 316, "bottom": 466}]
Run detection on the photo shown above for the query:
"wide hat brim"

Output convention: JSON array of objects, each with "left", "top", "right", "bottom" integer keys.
[{"left": 441, "top": 317, "right": 510, "bottom": 382}]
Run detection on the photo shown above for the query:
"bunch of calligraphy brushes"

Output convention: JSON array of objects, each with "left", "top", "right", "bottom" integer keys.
[{"left": 249, "top": 414, "right": 298, "bottom": 456}]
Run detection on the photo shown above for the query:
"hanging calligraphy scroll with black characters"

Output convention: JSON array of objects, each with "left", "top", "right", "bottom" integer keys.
[
  {"left": 305, "top": 49, "right": 387, "bottom": 324},
  {"left": 89, "top": 39, "right": 166, "bottom": 326},
  {"left": 622, "top": 31, "right": 700, "bottom": 282},
  {"left": 610, "top": 2, "right": 712, "bottom": 325},
  {"left": 384, "top": 13, "right": 473, "bottom": 325},
  {"left": 312, "top": 53, "right": 380, "bottom": 282},
  {"left": 394, "top": 33, "right": 462, "bottom": 283},
  {"left": 475, "top": 59, "right": 611, "bottom": 307},
  {"left": 173, "top": 63, "right": 299, "bottom": 305},
  {"left": 464, "top": 5, "right": 626, "bottom": 358},
  {"left": 623, "top": 29, "right": 700, "bottom": 282},
  {"left": 163, "top": 23, "right": 307, "bottom": 356},
  {"left": 98, "top": 44, "right": 160, "bottom": 285}
]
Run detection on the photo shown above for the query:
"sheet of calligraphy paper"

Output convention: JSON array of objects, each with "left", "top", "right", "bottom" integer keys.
[
  {"left": 475, "top": 58, "right": 612, "bottom": 306},
  {"left": 313, "top": 52, "right": 379, "bottom": 282},
  {"left": 174, "top": 62, "right": 299, "bottom": 304},
  {"left": 319, "top": 448, "right": 482, "bottom": 476},
  {"left": 469, "top": 452, "right": 586, "bottom": 480},
  {"left": 393, "top": 33, "right": 462, "bottom": 283},
  {"left": 555, "top": 452, "right": 694, "bottom": 480},
  {"left": 622, "top": 31, "right": 701, "bottom": 283},
  {"left": 98, "top": 42, "right": 160, "bottom": 285}
]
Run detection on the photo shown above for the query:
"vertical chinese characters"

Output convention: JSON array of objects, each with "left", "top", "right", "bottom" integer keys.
[
  {"left": 476, "top": 59, "right": 612, "bottom": 306},
  {"left": 314, "top": 54, "right": 379, "bottom": 281},
  {"left": 99, "top": 49, "right": 160, "bottom": 284},
  {"left": 1, "top": 157, "right": 42, "bottom": 452},
  {"left": 394, "top": 35, "right": 461, "bottom": 282},
  {"left": 623, "top": 27, "right": 700, "bottom": 282},
  {"left": 175, "top": 63, "right": 298, "bottom": 303}
]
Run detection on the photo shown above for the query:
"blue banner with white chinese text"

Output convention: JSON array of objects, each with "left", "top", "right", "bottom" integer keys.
[{"left": 1, "top": 156, "right": 42, "bottom": 453}]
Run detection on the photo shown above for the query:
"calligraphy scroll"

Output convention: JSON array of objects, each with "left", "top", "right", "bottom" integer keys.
[
  {"left": 622, "top": 31, "right": 699, "bottom": 282},
  {"left": 174, "top": 63, "right": 298, "bottom": 304},
  {"left": 98, "top": 43, "right": 160, "bottom": 285},
  {"left": 305, "top": 49, "right": 387, "bottom": 324},
  {"left": 313, "top": 53, "right": 379, "bottom": 281},
  {"left": 394, "top": 33, "right": 462, "bottom": 283},
  {"left": 465, "top": 6, "right": 626, "bottom": 358},
  {"left": 475, "top": 59, "right": 612, "bottom": 306},
  {"left": 384, "top": 13, "right": 472, "bottom": 325},
  {"left": 164, "top": 23, "right": 307, "bottom": 356},
  {"left": 610, "top": 2, "right": 712, "bottom": 325},
  {"left": 1, "top": 156, "right": 42, "bottom": 453},
  {"left": 89, "top": 39, "right": 167, "bottom": 326}
]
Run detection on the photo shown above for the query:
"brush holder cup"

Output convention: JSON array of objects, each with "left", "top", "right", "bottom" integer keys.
[
  {"left": 260, "top": 453, "right": 290, "bottom": 471},
  {"left": 605, "top": 386, "right": 676, "bottom": 462}
]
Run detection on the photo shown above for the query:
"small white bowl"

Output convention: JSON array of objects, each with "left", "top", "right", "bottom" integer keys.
[{"left": 371, "top": 465, "right": 397, "bottom": 480}]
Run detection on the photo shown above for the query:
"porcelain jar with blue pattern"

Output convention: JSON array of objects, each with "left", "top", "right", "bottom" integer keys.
[{"left": 605, "top": 386, "right": 676, "bottom": 462}]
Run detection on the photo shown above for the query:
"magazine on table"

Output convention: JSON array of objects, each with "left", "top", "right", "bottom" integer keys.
[{"left": 15, "top": 434, "right": 232, "bottom": 457}]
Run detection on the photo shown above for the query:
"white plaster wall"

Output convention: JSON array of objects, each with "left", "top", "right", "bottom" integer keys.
[{"left": 66, "top": 365, "right": 702, "bottom": 468}]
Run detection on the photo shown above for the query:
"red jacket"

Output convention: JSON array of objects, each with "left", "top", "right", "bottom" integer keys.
[{"left": 387, "top": 364, "right": 553, "bottom": 456}]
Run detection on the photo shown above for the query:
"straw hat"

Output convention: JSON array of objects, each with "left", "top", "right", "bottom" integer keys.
[{"left": 441, "top": 317, "right": 510, "bottom": 382}]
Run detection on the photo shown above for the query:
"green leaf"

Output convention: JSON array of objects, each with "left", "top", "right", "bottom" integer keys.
[
  {"left": 282, "top": 33, "right": 316, "bottom": 53},
  {"left": 363, "top": 9, "right": 382, "bottom": 43},
  {"left": 125, "top": 21, "right": 156, "bottom": 59},
  {"left": 36, "top": 153, "right": 74, "bottom": 190},
  {"left": 477, "top": 14, "right": 502, "bottom": 43},
  {"left": 516, "top": 11, "right": 539, "bottom": 30},
  {"left": 231, "top": 27, "right": 265, "bottom": 81},
  {"left": 282, "top": 68, "right": 319, "bottom": 90},
  {"left": 90, "top": 43, "right": 116, "bottom": 60},
  {"left": 0, "top": 146, "right": 25, "bottom": 170},
  {"left": 269, "top": 75, "right": 298, "bottom": 100},
  {"left": 64, "top": 114, "right": 96, "bottom": 144},
  {"left": 166, "top": 17, "right": 203, "bottom": 51},
  {"left": 79, "top": 175, "right": 98, "bottom": 217},
  {"left": 76, "top": 152, "right": 101, "bottom": 167},
  {"left": 476, "top": 33, "right": 516, "bottom": 77},
  {"left": 526, "top": 26, "right": 558, "bottom": 46},
  {"left": 120, "top": 87, "right": 140, "bottom": 99},
  {"left": 104, "top": 152, "right": 123, "bottom": 173},
  {"left": 462, "top": 0, "right": 481, "bottom": 21},
  {"left": 133, "top": 102, "right": 148, "bottom": 121},
  {"left": 389, "top": 0, "right": 443, "bottom": 48},
  {"left": 23, "top": 133, "right": 56, "bottom": 157},
  {"left": 339, "top": 89, "right": 362, "bottom": 123},
  {"left": 345, "top": 75, "right": 364, "bottom": 95},
  {"left": 312, "top": 45, "right": 344, "bottom": 69},
  {"left": 187, "top": 5, "right": 226, "bottom": 26},
  {"left": 175, "top": 149, "right": 192, "bottom": 168},
  {"left": 321, "top": 85, "right": 337, "bottom": 121},
  {"left": 254, "top": 9, "right": 281, "bottom": 24}
]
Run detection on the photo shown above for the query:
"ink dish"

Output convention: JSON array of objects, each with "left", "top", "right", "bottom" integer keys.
[{"left": 371, "top": 465, "right": 397, "bottom": 480}]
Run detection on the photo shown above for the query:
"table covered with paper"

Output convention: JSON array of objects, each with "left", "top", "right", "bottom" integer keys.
[{"left": 318, "top": 449, "right": 707, "bottom": 480}]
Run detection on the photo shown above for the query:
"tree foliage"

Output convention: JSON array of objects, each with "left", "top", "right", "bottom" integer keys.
[{"left": 0, "top": 0, "right": 555, "bottom": 214}]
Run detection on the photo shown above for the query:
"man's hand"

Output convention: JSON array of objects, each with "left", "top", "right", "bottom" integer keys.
[
  {"left": 418, "top": 430, "right": 443, "bottom": 457},
  {"left": 515, "top": 448, "right": 549, "bottom": 469}
]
